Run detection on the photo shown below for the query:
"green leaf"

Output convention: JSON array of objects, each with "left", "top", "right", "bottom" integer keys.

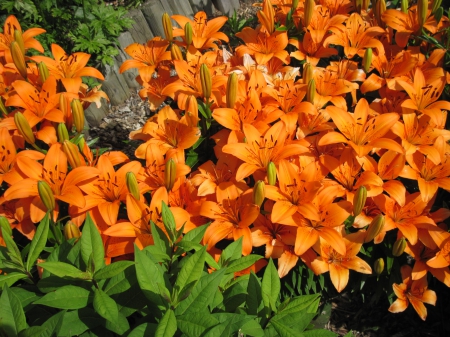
[
  {"left": 261, "top": 259, "right": 280, "bottom": 313},
  {"left": 270, "top": 319, "right": 305, "bottom": 337},
  {"left": 204, "top": 313, "right": 257, "bottom": 337},
  {"left": 104, "top": 268, "right": 133, "bottom": 296},
  {"left": 155, "top": 309, "right": 177, "bottom": 337},
  {"left": 279, "top": 294, "right": 320, "bottom": 315},
  {"left": 40, "top": 310, "right": 67, "bottom": 336},
  {"left": 11, "top": 288, "right": 41, "bottom": 312},
  {"left": 93, "top": 261, "right": 134, "bottom": 280},
  {"left": 218, "top": 237, "right": 243, "bottom": 267},
  {"left": 18, "top": 326, "right": 47, "bottom": 337},
  {"left": 174, "top": 246, "right": 206, "bottom": 298},
  {"left": 26, "top": 213, "right": 49, "bottom": 272},
  {"left": 33, "top": 285, "right": 92, "bottom": 309},
  {"left": 175, "top": 268, "right": 226, "bottom": 315},
  {"left": 180, "top": 223, "right": 208, "bottom": 244},
  {"left": 226, "top": 255, "right": 263, "bottom": 274},
  {"left": 134, "top": 245, "right": 167, "bottom": 309},
  {"left": 161, "top": 202, "right": 176, "bottom": 241},
  {"left": 59, "top": 308, "right": 103, "bottom": 336},
  {"left": 149, "top": 221, "right": 171, "bottom": 256},
  {"left": 239, "top": 319, "right": 264, "bottom": 337},
  {"left": 80, "top": 213, "right": 105, "bottom": 271},
  {"left": 247, "top": 271, "right": 263, "bottom": 316},
  {"left": 93, "top": 288, "right": 118, "bottom": 323},
  {"left": 104, "top": 311, "right": 130, "bottom": 335},
  {"left": 0, "top": 284, "right": 27, "bottom": 337},
  {"left": 127, "top": 323, "right": 158, "bottom": 337},
  {"left": 38, "top": 261, "right": 91, "bottom": 280},
  {"left": 177, "top": 313, "right": 219, "bottom": 337},
  {"left": 0, "top": 273, "right": 27, "bottom": 288},
  {"left": 1, "top": 227, "right": 24, "bottom": 269},
  {"left": 303, "top": 329, "right": 337, "bottom": 337}
]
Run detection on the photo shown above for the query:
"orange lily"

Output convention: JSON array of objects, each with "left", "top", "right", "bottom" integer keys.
[
  {"left": 0, "top": 196, "right": 35, "bottom": 240},
  {"left": 389, "top": 265, "right": 436, "bottom": 321},
  {"left": 136, "top": 67, "right": 177, "bottom": 111},
  {"left": 310, "top": 232, "right": 372, "bottom": 293},
  {"left": 318, "top": 98, "right": 402, "bottom": 157}
]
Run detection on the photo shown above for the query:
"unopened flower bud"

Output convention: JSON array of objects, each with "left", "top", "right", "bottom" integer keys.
[
  {"left": 362, "top": 48, "right": 372, "bottom": 73},
  {"left": 365, "top": 214, "right": 385, "bottom": 242},
  {"left": 292, "top": 0, "right": 299, "bottom": 9},
  {"left": 57, "top": 123, "right": 69, "bottom": 142},
  {"left": 126, "top": 172, "right": 140, "bottom": 200},
  {"left": 257, "top": 11, "right": 274, "bottom": 34},
  {"left": 71, "top": 99, "right": 85, "bottom": 133},
  {"left": 417, "top": 0, "right": 428, "bottom": 31},
  {"left": 14, "top": 111, "right": 35, "bottom": 144},
  {"left": 392, "top": 237, "right": 406, "bottom": 257},
  {"left": 434, "top": 7, "right": 443, "bottom": 23},
  {"left": 162, "top": 13, "right": 173, "bottom": 42},
  {"left": 184, "top": 22, "right": 193, "bottom": 47},
  {"left": 304, "top": 0, "right": 315, "bottom": 28},
  {"left": 401, "top": 0, "right": 408, "bottom": 13},
  {"left": 63, "top": 140, "right": 82, "bottom": 168},
  {"left": 306, "top": 79, "right": 315, "bottom": 104},
  {"left": 373, "top": 258, "right": 384, "bottom": 276},
  {"left": 11, "top": 41, "right": 27, "bottom": 79},
  {"left": 64, "top": 221, "right": 81, "bottom": 241},
  {"left": 267, "top": 161, "right": 277, "bottom": 186},
  {"left": 0, "top": 216, "right": 12, "bottom": 237},
  {"left": 38, "top": 180, "right": 55, "bottom": 212},
  {"left": 303, "top": 63, "right": 313, "bottom": 84},
  {"left": 165, "top": 158, "right": 176, "bottom": 192},
  {"left": 253, "top": 180, "right": 266, "bottom": 207},
  {"left": 432, "top": 0, "right": 442, "bottom": 14},
  {"left": 36, "top": 259, "right": 45, "bottom": 279},
  {"left": 13, "top": 29, "right": 25, "bottom": 56},
  {"left": 0, "top": 98, "right": 8, "bottom": 117},
  {"left": 375, "top": 0, "right": 386, "bottom": 28},
  {"left": 38, "top": 62, "right": 49, "bottom": 83},
  {"left": 78, "top": 136, "right": 86, "bottom": 152},
  {"left": 226, "top": 72, "right": 238, "bottom": 109},
  {"left": 200, "top": 64, "right": 212, "bottom": 100},
  {"left": 170, "top": 44, "right": 183, "bottom": 61},
  {"left": 185, "top": 95, "right": 199, "bottom": 127},
  {"left": 353, "top": 186, "right": 367, "bottom": 216}
]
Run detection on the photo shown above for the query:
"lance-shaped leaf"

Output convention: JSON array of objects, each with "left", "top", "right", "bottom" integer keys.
[
  {"left": 33, "top": 285, "right": 92, "bottom": 309},
  {"left": 26, "top": 213, "right": 49, "bottom": 272},
  {"left": 174, "top": 246, "right": 206, "bottom": 301},
  {"left": 261, "top": 259, "right": 280, "bottom": 313},
  {"left": 37, "top": 261, "right": 91, "bottom": 280},
  {"left": 93, "top": 289, "right": 119, "bottom": 323},
  {"left": 0, "top": 284, "right": 27, "bottom": 337},
  {"left": 155, "top": 309, "right": 177, "bottom": 337},
  {"left": 80, "top": 213, "right": 105, "bottom": 271}
]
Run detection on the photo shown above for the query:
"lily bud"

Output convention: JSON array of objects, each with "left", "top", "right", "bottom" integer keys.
[
  {"left": 200, "top": 64, "right": 212, "bottom": 100},
  {"left": 38, "top": 180, "right": 56, "bottom": 212},
  {"left": 373, "top": 258, "right": 384, "bottom": 276},
  {"left": 78, "top": 136, "right": 86, "bottom": 152},
  {"left": 38, "top": 62, "right": 49, "bottom": 83},
  {"left": 13, "top": 29, "right": 25, "bottom": 56},
  {"left": 374, "top": 0, "right": 386, "bottom": 28},
  {"left": 170, "top": 44, "right": 183, "bottom": 61},
  {"left": 392, "top": 238, "right": 406, "bottom": 257},
  {"left": 226, "top": 72, "right": 238, "bottom": 109},
  {"left": 306, "top": 79, "right": 315, "bottom": 104},
  {"left": 434, "top": 7, "right": 443, "bottom": 24},
  {"left": 253, "top": 180, "right": 266, "bottom": 207},
  {"left": 0, "top": 216, "right": 12, "bottom": 237},
  {"left": 11, "top": 41, "right": 28, "bottom": 79},
  {"left": 36, "top": 259, "right": 45, "bottom": 279},
  {"left": 0, "top": 98, "right": 8, "bottom": 117},
  {"left": 14, "top": 111, "right": 35, "bottom": 145},
  {"left": 162, "top": 13, "right": 173, "bottom": 42},
  {"left": 57, "top": 123, "right": 69, "bottom": 142},
  {"left": 165, "top": 158, "right": 176, "bottom": 192},
  {"left": 71, "top": 99, "right": 85, "bottom": 133},
  {"left": 353, "top": 186, "right": 367, "bottom": 216},
  {"left": 257, "top": 11, "right": 274, "bottom": 34},
  {"left": 432, "top": 0, "right": 442, "bottom": 14},
  {"left": 362, "top": 48, "right": 372, "bottom": 73},
  {"left": 400, "top": 0, "right": 408, "bottom": 13},
  {"left": 184, "top": 22, "right": 193, "bottom": 47},
  {"left": 185, "top": 95, "right": 199, "bottom": 127},
  {"left": 303, "top": 63, "right": 313, "bottom": 84},
  {"left": 63, "top": 140, "right": 82, "bottom": 168},
  {"left": 267, "top": 161, "right": 277, "bottom": 186},
  {"left": 292, "top": 0, "right": 299, "bottom": 9},
  {"left": 64, "top": 221, "right": 81, "bottom": 241},
  {"left": 417, "top": 0, "right": 428, "bottom": 31},
  {"left": 304, "top": 0, "right": 315, "bottom": 28},
  {"left": 365, "top": 214, "right": 385, "bottom": 242},
  {"left": 126, "top": 171, "right": 140, "bottom": 200}
]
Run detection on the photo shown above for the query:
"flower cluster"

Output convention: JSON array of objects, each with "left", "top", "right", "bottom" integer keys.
[{"left": 1, "top": 0, "right": 450, "bottom": 321}]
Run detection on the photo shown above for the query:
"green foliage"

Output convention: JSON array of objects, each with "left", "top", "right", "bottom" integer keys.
[
  {"left": 0, "top": 205, "right": 332, "bottom": 336},
  {"left": 1, "top": 0, "right": 133, "bottom": 67}
]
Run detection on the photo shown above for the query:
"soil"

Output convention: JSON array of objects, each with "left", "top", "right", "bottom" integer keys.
[{"left": 88, "top": 1, "right": 450, "bottom": 336}]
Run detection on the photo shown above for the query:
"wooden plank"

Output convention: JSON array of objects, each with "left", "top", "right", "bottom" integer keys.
[
  {"left": 188, "top": 0, "right": 215, "bottom": 16},
  {"left": 141, "top": 1, "right": 166, "bottom": 39},
  {"left": 101, "top": 62, "right": 131, "bottom": 106},
  {"left": 125, "top": 8, "right": 154, "bottom": 44},
  {"left": 167, "top": 0, "right": 194, "bottom": 18},
  {"left": 116, "top": 31, "right": 141, "bottom": 89},
  {"left": 212, "top": 0, "right": 240, "bottom": 16},
  {"left": 85, "top": 98, "right": 110, "bottom": 127}
]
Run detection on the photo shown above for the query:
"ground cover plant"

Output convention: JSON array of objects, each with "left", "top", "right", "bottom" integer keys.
[{"left": 0, "top": 0, "right": 450, "bottom": 335}]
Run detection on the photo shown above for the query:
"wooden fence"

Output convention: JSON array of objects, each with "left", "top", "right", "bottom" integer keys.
[{"left": 85, "top": 0, "right": 240, "bottom": 127}]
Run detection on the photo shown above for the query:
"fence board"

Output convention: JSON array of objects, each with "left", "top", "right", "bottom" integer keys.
[
  {"left": 125, "top": 8, "right": 154, "bottom": 43},
  {"left": 212, "top": 0, "right": 240, "bottom": 16},
  {"left": 141, "top": 1, "right": 166, "bottom": 39},
  {"left": 116, "top": 32, "right": 141, "bottom": 89}
]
